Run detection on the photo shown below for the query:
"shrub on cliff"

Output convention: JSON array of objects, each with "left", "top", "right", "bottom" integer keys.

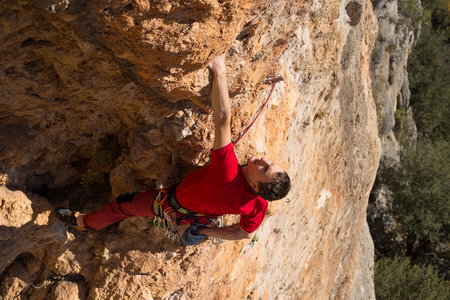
[
  {"left": 398, "top": 0, "right": 427, "bottom": 28},
  {"left": 377, "top": 138, "right": 450, "bottom": 252},
  {"left": 408, "top": 0, "right": 450, "bottom": 141},
  {"left": 375, "top": 255, "right": 450, "bottom": 300}
]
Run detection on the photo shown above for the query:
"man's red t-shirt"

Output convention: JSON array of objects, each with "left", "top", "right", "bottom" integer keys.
[{"left": 175, "top": 142, "right": 268, "bottom": 233}]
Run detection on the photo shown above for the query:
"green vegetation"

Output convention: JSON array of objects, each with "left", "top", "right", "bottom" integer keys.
[
  {"left": 251, "top": 235, "right": 259, "bottom": 244},
  {"left": 377, "top": 138, "right": 450, "bottom": 251},
  {"left": 408, "top": 0, "right": 450, "bottom": 141},
  {"left": 393, "top": 107, "right": 410, "bottom": 144},
  {"left": 375, "top": 255, "right": 450, "bottom": 300},
  {"left": 398, "top": 0, "right": 429, "bottom": 29},
  {"left": 374, "top": 0, "right": 450, "bottom": 253},
  {"left": 314, "top": 111, "right": 330, "bottom": 121},
  {"left": 372, "top": 1, "right": 450, "bottom": 297}
]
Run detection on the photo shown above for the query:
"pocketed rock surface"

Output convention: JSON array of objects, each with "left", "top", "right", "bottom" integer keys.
[{"left": 0, "top": 1, "right": 380, "bottom": 299}]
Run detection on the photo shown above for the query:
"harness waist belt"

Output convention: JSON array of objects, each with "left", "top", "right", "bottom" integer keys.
[{"left": 169, "top": 183, "right": 203, "bottom": 217}]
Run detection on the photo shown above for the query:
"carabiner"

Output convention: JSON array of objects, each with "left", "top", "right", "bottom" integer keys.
[{"left": 172, "top": 231, "right": 181, "bottom": 243}]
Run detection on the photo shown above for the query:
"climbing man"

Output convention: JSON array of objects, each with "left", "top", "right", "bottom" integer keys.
[{"left": 56, "top": 55, "right": 291, "bottom": 245}]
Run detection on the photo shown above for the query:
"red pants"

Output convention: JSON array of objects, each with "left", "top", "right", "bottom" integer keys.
[{"left": 83, "top": 190, "right": 158, "bottom": 230}]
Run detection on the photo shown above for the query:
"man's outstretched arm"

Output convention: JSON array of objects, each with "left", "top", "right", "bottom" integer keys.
[
  {"left": 196, "top": 223, "right": 254, "bottom": 241},
  {"left": 210, "top": 55, "right": 232, "bottom": 150}
]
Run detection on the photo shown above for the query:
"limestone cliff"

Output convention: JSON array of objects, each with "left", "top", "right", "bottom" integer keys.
[
  {"left": 0, "top": 1, "right": 380, "bottom": 299},
  {"left": 370, "top": 0, "right": 420, "bottom": 159},
  {"left": 368, "top": 0, "right": 421, "bottom": 254}
]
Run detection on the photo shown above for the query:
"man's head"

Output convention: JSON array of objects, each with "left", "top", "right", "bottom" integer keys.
[{"left": 244, "top": 157, "right": 291, "bottom": 201}]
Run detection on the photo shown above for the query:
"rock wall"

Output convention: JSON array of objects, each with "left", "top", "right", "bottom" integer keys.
[
  {"left": 0, "top": 0, "right": 380, "bottom": 299},
  {"left": 370, "top": 0, "right": 420, "bottom": 159}
]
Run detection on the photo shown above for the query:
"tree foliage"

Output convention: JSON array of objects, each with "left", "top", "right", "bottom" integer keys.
[
  {"left": 377, "top": 138, "right": 450, "bottom": 248},
  {"left": 373, "top": 1, "right": 450, "bottom": 296},
  {"left": 375, "top": 255, "right": 450, "bottom": 300},
  {"left": 398, "top": 0, "right": 427, "bottom": 28},
  {"left": 408, "top": 0, "right": 450, "bottom": 141}
]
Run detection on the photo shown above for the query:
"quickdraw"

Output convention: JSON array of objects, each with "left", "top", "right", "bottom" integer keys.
[
  {"left": 211, "top": 216, "right": 224, "bottom": 245},
  {"left": 153, "top": 188, "right": 181, "bottom": 243}
]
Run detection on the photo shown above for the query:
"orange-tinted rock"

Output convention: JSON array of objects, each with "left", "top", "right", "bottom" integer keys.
[
  {"left": 49, "top": 280, "right": 88, "bottom": 300},
  {"left": 0, "top": 0, "right": 379, "bottom": 299}
]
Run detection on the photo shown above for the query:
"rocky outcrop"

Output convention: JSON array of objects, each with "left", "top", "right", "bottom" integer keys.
[
  {"left": 370, "top": 0, "right": 420, "bottom": 159},
  {"left": 1, "top": 0, "right": 380, "bottom": 299},
  {"left": 368, "top": 0, "right": 422, "bottom": 255}
]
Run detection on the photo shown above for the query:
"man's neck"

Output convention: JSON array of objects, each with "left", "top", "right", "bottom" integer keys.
[{"left": 241, "top": 164, "right": 251, "bottom": 185}]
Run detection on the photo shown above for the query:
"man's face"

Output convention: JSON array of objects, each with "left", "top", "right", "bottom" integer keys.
[{"left": 245, "top": 157, "right": 284, "bottom": 190}]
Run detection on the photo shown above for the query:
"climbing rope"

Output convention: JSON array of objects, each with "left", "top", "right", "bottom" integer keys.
[{"left": 233, "top": 82, "right": 277, "bottom": 145}]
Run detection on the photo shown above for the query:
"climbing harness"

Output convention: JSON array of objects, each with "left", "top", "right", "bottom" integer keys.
[
  {"left": 232, "top": 82, "right": 277, "bottom": 146},
  {"left": 167, "top": 183, "right": 204, "bottom": 225},
  {"left": 152, "top": 184, "right": 223, "bottom": 244}
]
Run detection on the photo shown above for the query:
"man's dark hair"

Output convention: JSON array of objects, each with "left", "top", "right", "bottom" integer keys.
[{"left": 256, "top": 171, "right": 291, "bottom": 201}]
